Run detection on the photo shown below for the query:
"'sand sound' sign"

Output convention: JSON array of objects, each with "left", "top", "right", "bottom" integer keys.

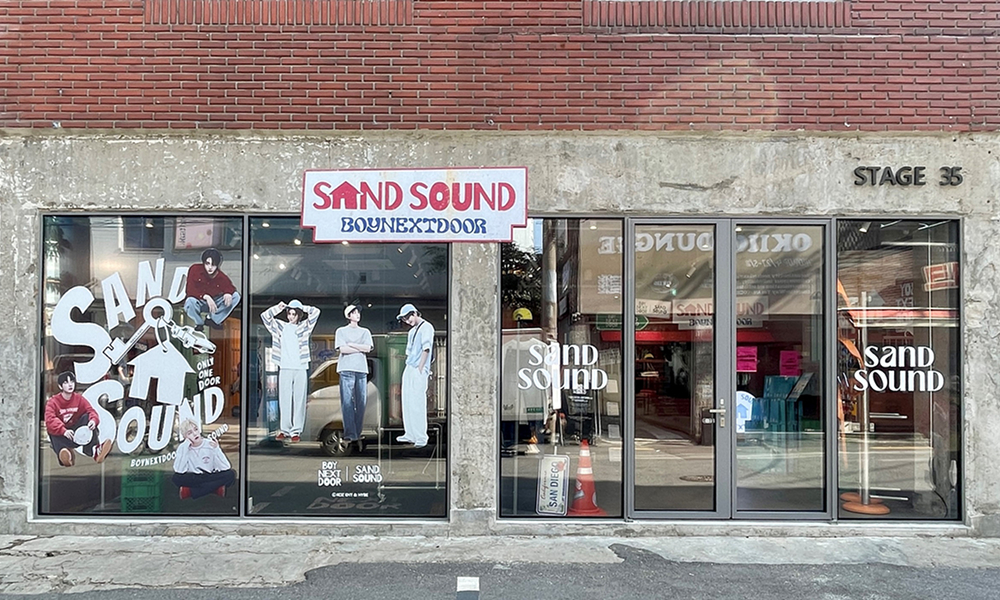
[{"left": 302, "top": 167, "right": 528, "bottom": 243}]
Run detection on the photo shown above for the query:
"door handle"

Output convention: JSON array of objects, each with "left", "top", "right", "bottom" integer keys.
[{"left": 714, "top": 397, "right": 726, "bottom": 427}]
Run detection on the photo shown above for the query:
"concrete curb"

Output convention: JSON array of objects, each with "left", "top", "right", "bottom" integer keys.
[{"left": 2, "top": 535, "right": 999, "bottom": 594}]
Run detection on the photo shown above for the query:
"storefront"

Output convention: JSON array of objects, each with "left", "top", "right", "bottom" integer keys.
[
  {"left": 40, "top": 215, "right": 452, "bottom": 518},
  {"left": 500, "top": 217, "right": 960, "bottom": 521},
  {"left": 3, "top": 131, "right": 995, "bottom": 535}
]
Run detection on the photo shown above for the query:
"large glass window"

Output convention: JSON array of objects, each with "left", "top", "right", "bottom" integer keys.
[
  {"left": 245, "top": 217, "right": 449, "bottom": 517},
  {"left": 735, "top": 224, "right": 825, "bottom": 512},
  {"left": 39, "top": 216, "right": 243, "bottom": 515},
  {"left": 35, "top": 214, "right": 964, "bottom": 523},
  {"left": 499, "top": 219, "right": 623, "bottom": 518},
  {"left": 836, "top": 220, "right": 961, "bottom": 520}
]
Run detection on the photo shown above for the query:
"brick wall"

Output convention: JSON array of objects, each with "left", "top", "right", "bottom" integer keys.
[{"left": 1, "top": 0, "right": 997, "bottom": 131}]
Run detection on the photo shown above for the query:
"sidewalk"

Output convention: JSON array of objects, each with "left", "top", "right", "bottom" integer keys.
[{"left": 2, "top": 534, "right": 1000, "bottom": 594}]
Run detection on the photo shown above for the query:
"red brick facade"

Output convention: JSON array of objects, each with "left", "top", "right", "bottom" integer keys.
[{"left": 2, "top": 1, "right": 997, "bottom": 131}]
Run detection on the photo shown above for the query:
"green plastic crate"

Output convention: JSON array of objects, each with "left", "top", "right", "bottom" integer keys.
[{"left": 120, "top": 465, "right": 164, "bottom": 513}]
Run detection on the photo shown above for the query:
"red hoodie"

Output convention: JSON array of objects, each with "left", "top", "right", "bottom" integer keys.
[{"left": 44, "top": 392, "right": 99, "bottom": 437}]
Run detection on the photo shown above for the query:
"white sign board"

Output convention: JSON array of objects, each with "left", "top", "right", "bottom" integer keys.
[
  {"left": 536, "top": 454, "right": 570, "bottom": 516},
  {"left": 672, "top": 296, "right": 769, "bottom": 330},
  {"left": 301, "top": 167, "right": 528, "bottom": 243}
]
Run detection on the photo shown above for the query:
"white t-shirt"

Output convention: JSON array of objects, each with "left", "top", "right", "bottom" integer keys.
[
  {"left": 279, "top": 322, "right": 306, "bottom": 370},
  {"left": 335, "top": 325, "right": 373, "bottom": 373},
  {"left": 173, "top": 440, "right": 231, "bottom": 473},
  {"left": 405, "top": 320, "right": 435, "bottom": 373}
]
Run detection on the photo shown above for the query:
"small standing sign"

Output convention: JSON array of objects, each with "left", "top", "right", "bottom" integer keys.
[{"left": 536, "top": 455, "right": 570, "bottom": 516}]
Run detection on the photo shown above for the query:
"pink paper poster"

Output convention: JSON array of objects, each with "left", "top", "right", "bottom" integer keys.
[
  {"left": 736, "top": 346, "right": 757, "bottom": 372},
  {"left": 780, "top": 350, "right": 801, "bottom": 376}
]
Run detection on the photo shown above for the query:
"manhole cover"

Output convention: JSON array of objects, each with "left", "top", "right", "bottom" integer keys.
[{"left": 679, "top": 475, "right": 714, "bottom": 483}]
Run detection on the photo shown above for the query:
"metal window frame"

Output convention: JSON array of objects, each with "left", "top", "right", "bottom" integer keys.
[
  {"left": 495, "top": 215, "right": 628, "bottom": 519},
  {"left": 625, "top": 217, "right": 736, "bottom": 520},
  {"left": 242, "top": 214, "right": 453, "bottom": 519},
  {"left": 33, "top": 212, "right": 453, "bottom": 522},
  {"left": 34, "top": 212, "right": 246, "bottom": 520},
  {"left": 831, "top": 216, "right": 965, "bottom": 524},
  {"left": 495, "top": 214, "right": 967, "bottom": 523},
  {"left": 726, "top": 217, "right": 832, "bottom": 521},
  {"left": 31, "top": 212, "right": 965, "bottom": 524}
]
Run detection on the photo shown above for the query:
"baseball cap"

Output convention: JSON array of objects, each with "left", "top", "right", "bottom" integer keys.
[
  {"left": 287, "top": 299, "right": 304, "bottom": 310},
  {"left": 512, "top": 307, "right": 533, "bottom": 322},
  {"left": 396, "top": 303, "right": 417, "bottom": 320},
  {"left": 344, "top": 304, "right": 359, "bottom": 319}
]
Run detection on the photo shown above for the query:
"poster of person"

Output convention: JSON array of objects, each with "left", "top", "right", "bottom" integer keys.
[
  {"left": 260, "top": 299, "right": 321, "bottom": 443},
  {"left": 38, "top": 216, "right": 242, "bottom": 515},
  {"left": 244, "top": 217, "right": 449, "bottom": 518}
]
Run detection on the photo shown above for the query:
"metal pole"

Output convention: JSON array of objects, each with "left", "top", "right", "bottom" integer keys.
[
  {"left": 860, "top": 291, "right": 870, "bottom": 504},
  {"left": 513, "top": 317, "right": 520, "bottom": 513}
]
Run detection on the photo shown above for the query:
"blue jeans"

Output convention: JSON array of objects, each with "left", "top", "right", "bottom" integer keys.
[
  {"left": 184, "top": 292, "right": 241, "bottom": 326},
  {"left": 339, "top": 370, "right": 367, "bottom": 441}
]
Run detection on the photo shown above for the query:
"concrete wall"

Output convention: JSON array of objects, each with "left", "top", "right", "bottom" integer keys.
[{"left": 1, "top": 130, "right": 998, "bottom": 536}]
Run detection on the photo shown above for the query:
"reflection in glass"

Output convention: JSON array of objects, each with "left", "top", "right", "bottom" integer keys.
[
  {"left": 499, "top": 219, "right": 623, "bottom": 518},
  {"left": 837, "top": 220, "right": 960, "bottom": 520},
  {"left": 632, "top": 224, "right": 717, "bottom": 511},
  {"left": 39, "top": 216, "right": 243, "bottom": 516},
  {"left": 245, "top": 217, "right": 449, "bottom": 517},
  {"left": 734, "top": 225, "right": 825, "bottom": 512}
]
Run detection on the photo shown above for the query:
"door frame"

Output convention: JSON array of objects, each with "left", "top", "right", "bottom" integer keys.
[
  {"left": 624, "top": 217, "right": 733, "bottom": 519},
  {"left": 624, "top": 217, "right": 835, "bottom": 520}
]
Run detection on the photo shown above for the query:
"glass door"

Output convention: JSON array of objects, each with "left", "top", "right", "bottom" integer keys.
[
  {"left": 627, "top": 219, "right": 829, "bottom": 519},
  {"left": 628, "top": 221, "right": 733, "bottom": 517},
  {"left": 732, "top": 223, "right": 827, "bottom": 516}
]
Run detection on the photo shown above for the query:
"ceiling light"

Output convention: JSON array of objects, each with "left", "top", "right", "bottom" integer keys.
[
  {"left": 859, "top": 221, "right": 871, "bottom": 233},
  {"left": 918, "top": 221, "right": 948, "bottom": 231},
  {"left": 341, "top": 241, "right": 349, "bottom": 245},
  {"left": 278, "top": 263, "right": 286, "bottom": 270},
  {"left": 144, "top": 218, "right": 154, "bottom": 229},
  {"left": 293, "top": 238, "right": 301, "bottom": 245},
  {"left": 262, "top": 221, "right": 270, "bottom": 228}
]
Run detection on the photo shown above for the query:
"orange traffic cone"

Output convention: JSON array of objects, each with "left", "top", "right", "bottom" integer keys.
[{"left": 567, "top": 440, "right": 606, "bottom": 516}]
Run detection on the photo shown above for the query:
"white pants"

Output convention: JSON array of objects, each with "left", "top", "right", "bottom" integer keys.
[
  {"left": 401, "top": 365, "right": 429, "bottom": 445},
  {"left": 279, "top": 368, "right": 308, "bottom": 436}
]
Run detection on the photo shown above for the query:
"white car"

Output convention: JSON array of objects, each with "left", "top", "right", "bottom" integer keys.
[{"left": 303, "top": 357, "right": 382, "bottom": 456}]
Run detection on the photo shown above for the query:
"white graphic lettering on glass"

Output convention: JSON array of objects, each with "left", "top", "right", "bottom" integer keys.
[
  {"left": 517, "top": 342, "right": 609, "bottom": 392},
  {"left": 852, "top": 345, "right": 945, "bottom": 393}
]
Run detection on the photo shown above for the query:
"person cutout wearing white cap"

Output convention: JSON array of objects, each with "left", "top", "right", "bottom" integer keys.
[
  {"left": 396, "top": 303, "right": 434, "bottom": 448},
  {"left": 261, "top": 299, "right": 320, "bottom": 443},
  {"left": 335, "top": 304, "right": 373, "bottom": 451}
]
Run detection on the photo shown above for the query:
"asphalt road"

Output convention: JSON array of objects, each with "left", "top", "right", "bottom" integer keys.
[{"left": 2, "top": 545, "right": 997, "bottom": 600}]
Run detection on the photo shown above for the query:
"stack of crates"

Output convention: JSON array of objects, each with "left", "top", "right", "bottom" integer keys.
[{"left": 120, "top": 463, "right": 163, "bottom": 513}]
